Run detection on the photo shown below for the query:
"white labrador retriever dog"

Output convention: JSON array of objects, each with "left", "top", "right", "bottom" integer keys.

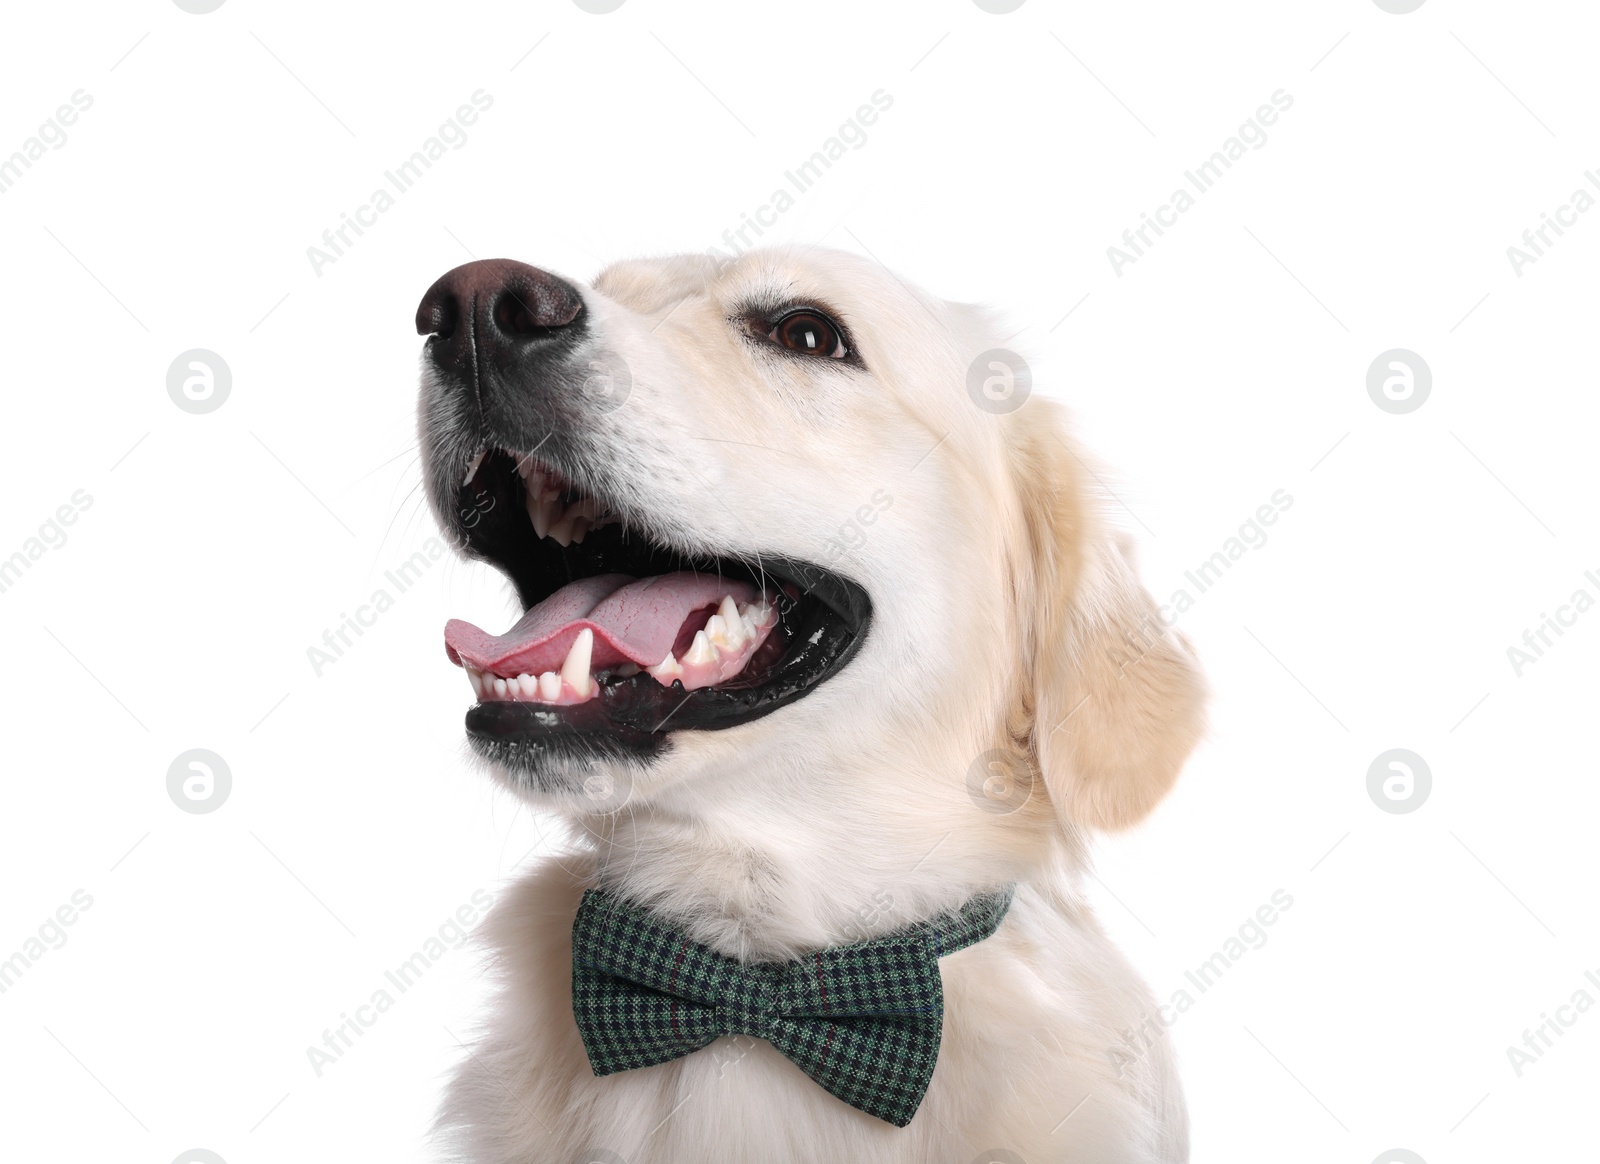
[{"left": 414, "top": 246, "right": 1205, "bottom": 1164}]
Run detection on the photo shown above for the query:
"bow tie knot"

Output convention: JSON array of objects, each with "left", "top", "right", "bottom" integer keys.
[
  {"left": 717, "top": 982, "right": 779, "bottom": 1042},
  {"left": 571, "top": 885, "right": 1014, "bottom": 1127}
]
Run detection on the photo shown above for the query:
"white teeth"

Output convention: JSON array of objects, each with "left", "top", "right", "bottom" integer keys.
[
  {"left": 562, "top": 628, "right": 594, "bottom": 697},
  {"left": 710, "top": 596, "right": 747, "bottom": 650},
  {"left": 457, "top": 599, "right": 773, "bottom": 703},
  {"left": 741, "top": 599, "right": 772, "bottom": 639},
  {"left": 531, "top": 494, "right": 562, "bottom": 539},
  {"left": 463, "top": 449, "right": 485, "bottom": 486},
  {"left": 548, "top": 510, "right": 577, "bottom": 547},
  {"left": 514, "top": 474, "right": 617, "bottom": 545},
  {"left": 518, "top": 468, "right": 585, "bottom": 544},
  {"left": 684, "top": 629, "right": 715, "bottom": 665}
]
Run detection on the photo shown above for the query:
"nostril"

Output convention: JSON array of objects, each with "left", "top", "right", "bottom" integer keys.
[
  {"left": 492, "top": 292, "right": 540, "bottom": 337},
  {"left": 416, "top": 291, "right": 459, "bottom": 340}
]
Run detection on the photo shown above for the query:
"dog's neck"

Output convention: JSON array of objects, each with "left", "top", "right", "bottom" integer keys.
[{"left": 575, "top": 750, "right": 1059, "bottom": 963}]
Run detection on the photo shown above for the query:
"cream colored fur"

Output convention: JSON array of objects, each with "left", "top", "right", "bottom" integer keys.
[{"left": 432, "top": 247, "right": 1207, "bottom": 1164}]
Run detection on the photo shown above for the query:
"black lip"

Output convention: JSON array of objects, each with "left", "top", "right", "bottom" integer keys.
[
  {"left": 448, "top": 452, "right": 872, "bottom": 753},
  {"left": 464, "top": 698, "right": 667, "bottom": 768}
]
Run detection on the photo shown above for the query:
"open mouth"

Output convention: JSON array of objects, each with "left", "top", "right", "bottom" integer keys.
[{"left": 444, "top": 448, "right": 872, "bottom": 763}]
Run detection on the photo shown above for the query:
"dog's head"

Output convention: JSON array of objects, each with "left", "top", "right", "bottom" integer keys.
[{"left": 416, "top": 246, "right": 1203, "bottom": 844}]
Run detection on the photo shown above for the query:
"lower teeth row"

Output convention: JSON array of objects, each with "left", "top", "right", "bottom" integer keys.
[{"left": 465, "top": 594, "right": 774, "bottom": 705}]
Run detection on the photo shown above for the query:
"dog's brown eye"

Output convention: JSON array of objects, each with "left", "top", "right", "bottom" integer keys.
[{"left": 769, "top": 311, "right": 847, "bottom": 359}]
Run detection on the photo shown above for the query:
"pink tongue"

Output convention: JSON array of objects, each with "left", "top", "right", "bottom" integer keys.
[{"left": 444, "top": 572, "right": 759, "bottom": 677}]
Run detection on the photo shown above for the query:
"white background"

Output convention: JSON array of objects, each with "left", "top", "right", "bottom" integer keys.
[{"left": 1, "top": 1, "right": 1596, "bottom": 1161}]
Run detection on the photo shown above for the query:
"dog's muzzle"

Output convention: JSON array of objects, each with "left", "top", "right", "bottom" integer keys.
[{"left": 414, "top": 256, "right": 874, "bottom": 768}]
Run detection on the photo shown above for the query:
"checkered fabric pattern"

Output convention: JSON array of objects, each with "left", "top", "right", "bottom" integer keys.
[{"left": 571, "top": 884, "right": 1015, "bottom": 1127}]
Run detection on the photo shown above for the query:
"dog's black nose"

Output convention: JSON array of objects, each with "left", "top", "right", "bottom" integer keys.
[{"left": 416, "top": 259, "right": 584, "bottom": 362}]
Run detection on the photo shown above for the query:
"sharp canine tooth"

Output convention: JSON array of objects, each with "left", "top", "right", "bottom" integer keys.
[
  {"left": 685, "top": 630, "right": 715, "bottom": 664},
  {"left": 562, "top": 628, "right": 594, "bottom": 696},
  {"left": 466, "top": 667, "right": 484, "bottom": 698},
  {"left": 713, "top": 596, "right": 746, "bottom": 648},
  {"left": 549, "top": 509, "right": 577, "bottom": 546},
  {"left": 539, "top": 671, "right": 561, "bottom": 700},
  {"left": 531, "top": 495, "right": 556, "bottom": 540},
  {"left": 463, "top": 449, "right": 485, "bottom": 486}
]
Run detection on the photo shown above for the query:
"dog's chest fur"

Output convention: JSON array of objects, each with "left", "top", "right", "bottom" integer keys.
[{"left": 438, "top": 857, "right": 1188, "bottom": 1164}]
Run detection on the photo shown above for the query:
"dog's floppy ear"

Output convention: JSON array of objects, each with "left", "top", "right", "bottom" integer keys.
[{"left": 1009, "top": 405, "right": 1206, "bottom": 832}]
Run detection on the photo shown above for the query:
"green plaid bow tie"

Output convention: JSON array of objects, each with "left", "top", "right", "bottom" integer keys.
[{"left": 571, "top": 884, "right": 1015, "bottom": 1127}]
